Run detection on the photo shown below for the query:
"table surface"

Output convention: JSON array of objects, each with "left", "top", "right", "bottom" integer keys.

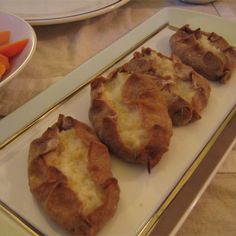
[{"left": 0, "top": 0, "right": 235, "bottom": 235}]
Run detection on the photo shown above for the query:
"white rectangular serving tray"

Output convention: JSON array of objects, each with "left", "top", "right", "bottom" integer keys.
[{"left": 0, "top": 7, "right": 235, "bottom": 236}]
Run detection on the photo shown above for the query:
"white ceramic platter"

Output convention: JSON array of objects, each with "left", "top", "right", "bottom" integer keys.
[
  {"left": 180, "top": 0, "right": 216, "bottom": 4},
  {"left": 0, "top": 11, "right": 37, "bottom": 88},
  {"left": 0, "top": 0, "right": 130, "bottom": 25},
  {"left": 0, "top": 7, "right": 235, "bottom": 236}
]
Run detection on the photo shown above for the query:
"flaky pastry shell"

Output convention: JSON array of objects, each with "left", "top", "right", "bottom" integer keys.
[
  {"left": 121, "top": 47, "right": 211, "bottom": 126},
  {"left": 170, "top": 24, "right": 236, "bottom": 83},
  {"left": 89, "top": 71, "right": 172, "bottom": 171},
  {"left": 28, "top": 114, "right": 120, "bottom": 236}
]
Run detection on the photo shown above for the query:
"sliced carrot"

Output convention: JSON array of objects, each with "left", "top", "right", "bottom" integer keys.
[
  {"left": 0, "top": 63, "right": 6, "bottom": 77},
  {"left": 0, "top": 31, "right": 10, "bottom": 45},
  {"left": 0, "top": 38, "right": 29, "bottom": 58},
  {"left": 0, "top": 54, "right": 10, "bottom": 70}
]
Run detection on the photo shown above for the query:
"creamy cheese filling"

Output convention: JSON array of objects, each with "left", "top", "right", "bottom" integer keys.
[
  {"left": 144, "top": 52, "right": 175, "bottom": 78},
  {"left": 144, "top": 51, "right": 194, "bottom": 102},
  {"left": 199, "top": 34, "right": 225, "bottom": 60},
  {"left": 46, "top": 129, "right": 104, "bottom": 215},
  {"left": 171, "top": 80, "right": 195, "bottom": 102},
  {"left": 103, "top": 73, "right": 148, "bottom": 150}
]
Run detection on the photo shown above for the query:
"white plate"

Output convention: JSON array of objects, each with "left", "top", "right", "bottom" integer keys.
[
  {"left": 0, "top": 7, "right": 235, "bottom": 236},
  {"left": 0, "top": 0, "right": 130, "bottom": 25},
  {"left": 0, "top": 11, "right": 37, "bottom": 88}
]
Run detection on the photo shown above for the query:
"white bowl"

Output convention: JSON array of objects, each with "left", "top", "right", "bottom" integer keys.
[{"left": 0, "top": 11, "right": 37, "bottom": 88}]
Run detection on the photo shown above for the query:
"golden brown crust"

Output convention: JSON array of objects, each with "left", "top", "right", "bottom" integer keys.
[
  {"left": 120, "top": 47, "right": 211, "bottom": 126},
  {"left": 28, "top": 115, "right": 120, "bottom": 236},
  {"left": 170, "top": 24, "right": 236, "bottom": 83},
  {"left": 89, "top": 72, "right": 172, "bottom": 170}
]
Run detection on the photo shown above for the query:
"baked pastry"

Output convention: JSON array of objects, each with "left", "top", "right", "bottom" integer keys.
[
  {"left": 89, "top": 71, "right": 172, "bottom": 171},
  {"left": 121, "top": 47, "right": 211, "bottom": 126},
  {"left": 170, "top": 24, "right": 236, "bottom": 83},
  {"left": 28, "top": 114, "right": 120, "bottom": 236}
]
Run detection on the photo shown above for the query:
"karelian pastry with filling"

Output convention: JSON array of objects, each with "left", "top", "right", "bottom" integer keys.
[
  {"left": 28, "top": 114, "right": 120, "bottom": 236},
  {"left": 89, "top": 71, "right": 172, "bottom": 171},
  {"left": 121, "top": 47, "right": 211, "bottom": 126},
  {"left": 170, "top": 24, "right": 236, "bottom": 83}
]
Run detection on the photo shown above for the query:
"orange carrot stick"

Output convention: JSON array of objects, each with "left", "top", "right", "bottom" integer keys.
[
  {"left": 0, "top": 63, "right": 6, "bottom": 77},
  {"left": 0, "top": 31, "right": 10, "bottom": 45},
  {"left": 0, "top": 53, "right": 10, "bottom": 70},
  {"left": 0, "top": 38, "right": 29, "bottom": 58}
]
